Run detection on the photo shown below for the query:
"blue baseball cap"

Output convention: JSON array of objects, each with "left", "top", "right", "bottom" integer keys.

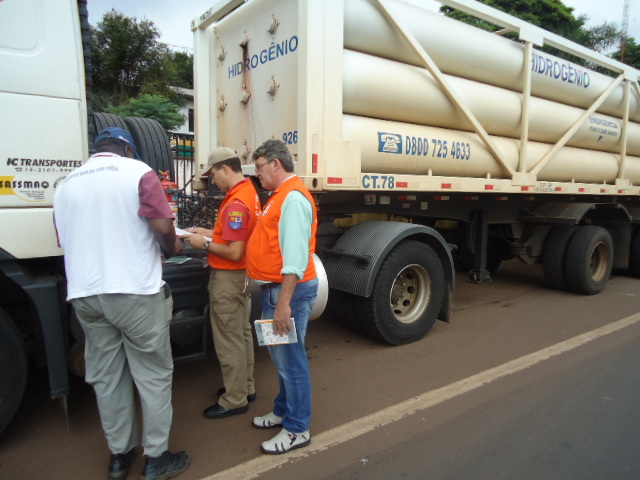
[{"left": 95, "top": 127, "right": 140, "bottom": 159}]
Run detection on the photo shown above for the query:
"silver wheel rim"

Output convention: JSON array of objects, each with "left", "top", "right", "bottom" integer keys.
[
  {"left": 389, "top": 264, "right": 431, "bottom": 325},
  {"left": 590, "top": 241, "right": 610, "bottom": 282}
]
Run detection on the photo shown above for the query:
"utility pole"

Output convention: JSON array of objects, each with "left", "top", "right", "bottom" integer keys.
[{"left": 621, "top": 0, "right": 630, "bottom": 63}]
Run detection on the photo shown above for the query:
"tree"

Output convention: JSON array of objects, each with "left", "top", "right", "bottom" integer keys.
[
  {"left": 441, "top": 0, "right": 621, "bottom": 65},
  {"left": 440, "top": 0, "right": 582, "bottom": 37},
  {"left": 613, "top": 38, "right": 640, "bottom": 67},
  {"left": 580, "top": 22, "right": 623, "bottom": 53},
  {"left": 91, "top": 10, "right": 171, "bottom": 110},
  {"left": 164, "top": 51, "right": 194, "bottom": 90},
  {"left": 106, "top": 94, "right": 185, "bottom": 132}
]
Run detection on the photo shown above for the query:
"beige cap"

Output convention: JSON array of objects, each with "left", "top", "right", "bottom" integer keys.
[{"left": 198, "top": 147, "right": 238, "bottom": 177}]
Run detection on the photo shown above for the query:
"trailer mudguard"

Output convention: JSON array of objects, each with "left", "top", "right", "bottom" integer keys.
[
  {"left": 322, "top": 220, "right": 455, "bottom": 321},
  {"left": 1, "top": 260, "right": 69, "bottom": 398}
]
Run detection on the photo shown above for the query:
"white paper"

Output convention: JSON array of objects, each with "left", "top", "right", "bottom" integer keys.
[
  {"left": 175, "top": 227, "right": 211, "bottom": 242},
  {"left": 254, "top": 319, "right": 298, "bottom": 346}
]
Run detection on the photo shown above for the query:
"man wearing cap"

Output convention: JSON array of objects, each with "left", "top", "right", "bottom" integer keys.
[
  {"left": 183, "top": 147, "right": 260, "bottom": 419},
  {"left": 54, "top": 127, "right": 190, "bottom": 480}
]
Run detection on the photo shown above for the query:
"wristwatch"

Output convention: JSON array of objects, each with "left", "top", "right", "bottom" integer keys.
[{"left": 201, "top": 241, "right": 211, "bottom": 253}]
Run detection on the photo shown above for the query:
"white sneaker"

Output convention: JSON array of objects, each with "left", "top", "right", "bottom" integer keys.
[
  {"left": 252, "top": 411, "right": 283, "bottom": 429},
  {"left": 261, "top": 428, "right": 311, "bottom": 455}
]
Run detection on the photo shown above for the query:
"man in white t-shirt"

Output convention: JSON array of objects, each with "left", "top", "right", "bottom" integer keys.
[{"left": 54, "top": 127, "right": 190, "bottom": 480}]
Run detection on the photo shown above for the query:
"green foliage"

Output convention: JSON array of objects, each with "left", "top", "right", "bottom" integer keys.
[
  {"left": 106, "top": 94, "right": 185, "bottom": 132},
  {"left": 440, "top": 0, "right": 583, "bottom": 36},
  {"left": 440, "top": 0, "right": 625, "bottom": 68},
  {"left": 91, "top": 10, "right": 167, "bottom": 106},
  {"left": 164, "top": 51, "right": 194, "bottom": 89},
  {"left": 90, "top": 10, "right": 193, "bottom": 119},
  {"left": 613, "top": 38, "right": 640, "bottom": 66},
  {"left": 581, "top": 22, "right": 623, "bottom": 53}
]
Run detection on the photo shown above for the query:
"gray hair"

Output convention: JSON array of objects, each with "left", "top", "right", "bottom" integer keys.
[{"left": 252, "top": 139, "right": 294, "bottom": 172}]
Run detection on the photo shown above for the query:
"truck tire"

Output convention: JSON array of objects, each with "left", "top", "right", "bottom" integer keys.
[
  {"left": 93, "top": 112, "right": 128, "bottom": 132},
  {"left": 326, "top": 289, "right": 364, "bottom": 334},
  {"left": 0, "top": 308, "right": 28, "bottom": 435},
  {"left": 629, "top": 228, "right": 640, "bottom": 278},
  {"left": 354, "top": 240, "right": 445, "bottom": 345},
  {"left": 564, "top": 226, "right": 613, "bottom": 295},
  {"left": 543, "top": 225, "right": 579, "bottom": 291},
  {"left": 124, "top": 117, "right": 174, "bottom": 179}
]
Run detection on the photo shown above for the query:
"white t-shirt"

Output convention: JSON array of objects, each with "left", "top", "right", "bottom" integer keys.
[{"left": 54, "top": 153, "right": 166, "bottom": 300}]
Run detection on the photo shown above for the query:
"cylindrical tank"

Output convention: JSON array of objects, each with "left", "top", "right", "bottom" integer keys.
[
  {"left": 343, "top": 50, "right": 636, "bottom": 156},
  {"left": 343, "top": 0, "right": 640, "bottom": 122},
  {"left": 343, "top": 114, "right": 640, "bottom": 184}
]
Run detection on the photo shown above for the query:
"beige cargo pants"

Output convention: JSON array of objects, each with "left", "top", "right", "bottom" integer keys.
[{"left": 208, "top": 268, "right": 255, "bottom": 409}]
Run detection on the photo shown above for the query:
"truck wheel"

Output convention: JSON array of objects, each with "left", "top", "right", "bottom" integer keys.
[
  {"left": 94, "top": 112, "right": 128, "bottom": 132},
  {"left": 0, "top": 308, "right": 28, "bottom": 435},
  {"left": 327, "top": 289, "right": 364, "bottom": 333},
  {"left": 629, "top": 228, "right": 640, "bottom": 278},
  {"left": 543, "top": 225, "right": 579, "bottom": 290},
  {"left": 355, "top": 240, "right": 445, "bottom": 345},
  {"left": 565, "top": 226, "right": 613, "bottom": 295},
  {"left": 124, "top": 117, "right": 174, "bottom": 179}
]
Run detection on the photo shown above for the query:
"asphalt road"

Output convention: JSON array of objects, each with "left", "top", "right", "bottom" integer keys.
[
  {"left": 256, "top": 305, "right": 640, "bottom": 480},
  {"left": 1, "top": 260, "right": 639, "bottom": 480}
]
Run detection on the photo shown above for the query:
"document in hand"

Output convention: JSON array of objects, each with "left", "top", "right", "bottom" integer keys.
[{"left": 254, "top": 319, "right": 298, "bottom": 346}]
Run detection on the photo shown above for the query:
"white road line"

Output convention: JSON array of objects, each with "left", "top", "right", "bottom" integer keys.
[{"left": 200, "top": 312, "right": 640, "bottom": 480}]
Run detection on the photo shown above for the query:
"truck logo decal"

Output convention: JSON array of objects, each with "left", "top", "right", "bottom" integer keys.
[
  {"left": 378, "top": 133, "right": 403, "bottom": 154},
  {"left": 228, "top": 36, "right": 299, "bottom": 78},
  {"left": 0, "top": 175, "right": 50, "bottom": 202}
]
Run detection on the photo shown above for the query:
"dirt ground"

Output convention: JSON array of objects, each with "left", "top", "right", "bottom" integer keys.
[{"left": 1, "top": 261, "right": 638, "bottom": 479}]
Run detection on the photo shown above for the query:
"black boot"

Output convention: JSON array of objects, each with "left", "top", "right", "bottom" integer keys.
[
  {"left": 108, "top": 447, "right": 135, "bottom": 480},
  {"left": 141, "top": 450, "right": 190, "bottom": 480}
]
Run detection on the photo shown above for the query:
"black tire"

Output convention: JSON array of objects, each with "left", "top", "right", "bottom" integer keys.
[
  {"left": 565, "top": 226, "right": 613, "bottom": 295},
  {"left": 629, "top": 228, "right": 640, "bottom": 278},
  {"left": 543, "top": 225, "right": 579, "bottom": 291},
  {"left": 0, "top": 308, "right": 28, "bottom": 435},
  {"left": 93, "top": 112, "right": 128, "bottom": 132},
  {"left": 124, "top": 117, "right": 174, "bottom": 178},
  {"left": 354, "top": 240, "right": 445, "bottom": 345},
  {"left": 326, "top": 288, "right": 364, "bottom": 334}
]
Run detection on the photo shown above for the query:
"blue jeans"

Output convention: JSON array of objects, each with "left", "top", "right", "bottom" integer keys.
[{"left": 261, "top": 277, "right": 318, "bottom": 433}]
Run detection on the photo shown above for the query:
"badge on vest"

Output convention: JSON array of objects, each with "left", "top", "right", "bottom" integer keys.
[{"left": 229, "top": 211, "right": 245, "bottom": 230}]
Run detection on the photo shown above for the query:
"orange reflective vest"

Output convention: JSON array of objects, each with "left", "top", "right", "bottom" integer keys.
[
  {"left": 246, "top": 175, "right": 317, "bottom": 283},
  {"left": 208, "top": 178, "right": 259, "bottom": 270}
]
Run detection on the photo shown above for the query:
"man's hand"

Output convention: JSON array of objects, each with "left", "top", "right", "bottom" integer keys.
[
  {"left": 180, "top": 233, "right": 207, "bottom": 249},
  {"left": 273, "top": 303, "right": 293, "bottom": 335},
  {"left": 272, "top": 274, "right": 298, "bottom": 335},
  {"left": 186, "top": 227, "right": 213, "bottom": 236}
]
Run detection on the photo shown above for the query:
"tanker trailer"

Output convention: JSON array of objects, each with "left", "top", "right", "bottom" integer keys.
[{"left": 192, "top": 0, "right": 640, "bottom": 346}]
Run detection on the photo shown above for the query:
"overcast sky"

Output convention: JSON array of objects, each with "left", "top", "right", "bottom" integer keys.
[{"left": 87, "top": 0, "right": 640, "bottom": 52}]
